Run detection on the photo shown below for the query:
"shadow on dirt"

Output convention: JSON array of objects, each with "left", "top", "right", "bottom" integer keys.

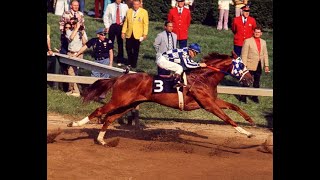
[
  {"left": 61, "top": 127, "right": 207, "bottom": 143},
  {"left": 59, "top": 126, "right": 261, "bottom": 153},
  {"left": 139, "top": 117, "right": 266, "bottom": 128}
]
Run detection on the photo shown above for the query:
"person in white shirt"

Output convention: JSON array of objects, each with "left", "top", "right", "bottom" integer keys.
[
  {"left": 65, "top": 18, "right": 88, "bottom": 97},
  {"left": 55, "top": 0, "right": 70, "bottom": 16},
  {"left": 103, "top": 0, "right": 129, "bottom": 66},
  {"left": 217, "top": 0, "right": 234, "bottom": 30}
]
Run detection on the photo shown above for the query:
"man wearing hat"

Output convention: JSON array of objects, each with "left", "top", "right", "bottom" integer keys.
[
  {"left": 233, "top": 0, "right": 248, "bottom": 17},
  {"left": 74, "top": 28, "right": 114, "bottom": 79},
  {"left": 232, "top": 5, "right": 256, "bottom": 103},
  {"left": 168, "top": 0, "right": 191, "bottom": 49},
  {"left": 231, "top": 5, "right": 256, "bottom": 57}
]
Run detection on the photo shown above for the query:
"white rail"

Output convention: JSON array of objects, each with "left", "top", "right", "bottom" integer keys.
[{"left": 47, "top": 74, "right": 273, "bottom": 96}]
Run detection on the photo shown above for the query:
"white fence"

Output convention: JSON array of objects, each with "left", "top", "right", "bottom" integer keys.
[{"left": 47, "top": 53, "right": 273, "bottom": 97}]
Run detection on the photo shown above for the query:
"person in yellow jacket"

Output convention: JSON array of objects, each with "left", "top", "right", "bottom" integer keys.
[{"left": 121, "top": 0, "right": 149, "bottom": 68}]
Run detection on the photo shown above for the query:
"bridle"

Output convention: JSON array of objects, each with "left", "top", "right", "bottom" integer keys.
[
  {"left": 189, "top": 57, "right": 250, "bottom": 91},
  {"left": 206, "top": 57, "right": 249, "bottom": 81}
]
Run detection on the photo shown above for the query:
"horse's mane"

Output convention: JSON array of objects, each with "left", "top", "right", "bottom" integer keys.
[{"left": 201, "top": 52, "right": 231, "bottom": 63}]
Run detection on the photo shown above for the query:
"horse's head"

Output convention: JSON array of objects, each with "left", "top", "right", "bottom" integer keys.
[
  {"left": 230, "top": 57, "right": 253, "bottom": 86},
  {"left": 202, "top": 52, "right": 253, "bottom": 86}
]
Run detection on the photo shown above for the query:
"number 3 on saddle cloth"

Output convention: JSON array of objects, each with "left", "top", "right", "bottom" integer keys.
[{"left": 152, "top": 75, "right": 184, "bottom": 93}]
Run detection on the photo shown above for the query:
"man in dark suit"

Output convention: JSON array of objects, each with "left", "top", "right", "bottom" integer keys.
[{"left": 153, "top": 21, "right": 178, "bottom": 75}]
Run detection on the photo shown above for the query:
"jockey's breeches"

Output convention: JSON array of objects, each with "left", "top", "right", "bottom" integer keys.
[{"left": 156, "top": 56, "right": 183, "bottom": 75}]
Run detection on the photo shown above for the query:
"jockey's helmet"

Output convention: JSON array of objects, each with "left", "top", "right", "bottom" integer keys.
[{"left": 188, "top": 43, "right": 201, "bottom": 53}]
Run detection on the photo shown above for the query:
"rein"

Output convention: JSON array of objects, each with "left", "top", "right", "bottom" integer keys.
[
  {"left": 189, "top": 59, "right": 247, "bottom": 90},
  {"left": 206, "top": 65, "right": 248, "bottom": 81},
  {"left": 207, "top": 65, "right": 231, "bottom": 76}
]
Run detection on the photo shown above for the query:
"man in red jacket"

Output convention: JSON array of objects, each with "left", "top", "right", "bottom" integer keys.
[
  {"left": 167, "top": 0, "right": 191, "bottom": 48},
  {"left": 231, "top": 5, "right": 256, "bottom": 57}
]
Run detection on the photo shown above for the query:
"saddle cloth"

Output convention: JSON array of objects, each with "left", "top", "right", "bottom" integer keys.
[
  {"left": 152, "top": 73, "right": 187, "bottom": 93},
  {"left": 152, "top": 73, "right": 187, "bottom": 110},
  {"left": 152, "top": 75, "right": 179, "bottom": 93}
]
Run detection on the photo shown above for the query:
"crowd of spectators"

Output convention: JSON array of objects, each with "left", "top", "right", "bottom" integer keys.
[{"left": 47, "top": 0, "right": 271, "bottom": 104}]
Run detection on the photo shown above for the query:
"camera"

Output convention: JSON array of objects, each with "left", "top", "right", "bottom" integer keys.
[{"left": 79, "top": 25, "right": 84, "bottom": 31}]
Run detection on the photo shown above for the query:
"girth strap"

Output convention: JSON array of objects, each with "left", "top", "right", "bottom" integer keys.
[{"left": 177, "top": 72, "right": 187, "bottom": 110}]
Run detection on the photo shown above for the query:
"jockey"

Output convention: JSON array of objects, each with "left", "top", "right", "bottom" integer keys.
[{"left": 156, "top": 43, "right": 207, "bottom": 88}]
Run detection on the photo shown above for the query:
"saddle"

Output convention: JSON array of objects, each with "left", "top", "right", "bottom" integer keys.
[
  {"left": 152, "top": 73, "right": 187, "bottom": 93},
  {"left": 152, "top": 73, "right": 187, "bottom": 110}
]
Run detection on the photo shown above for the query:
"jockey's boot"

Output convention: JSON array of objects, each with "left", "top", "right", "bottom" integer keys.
[{"left": 173, "top": 73, "right": 185, "bottom": 88}]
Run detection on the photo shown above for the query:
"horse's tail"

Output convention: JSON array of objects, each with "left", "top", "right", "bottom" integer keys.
[{"left": 82, "top": 78, "right": 117, "bottom": 103}]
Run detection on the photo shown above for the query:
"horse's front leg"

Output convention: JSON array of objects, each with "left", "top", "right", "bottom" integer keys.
[
  {"left": 208, "top": 100, "right": 253, "bottom": 137},
  {"left": 189, "top": 90, "right": 253, "bottom": 137},
  {"left": 214, "top": 98, "right": 256, "bottom": 126}
]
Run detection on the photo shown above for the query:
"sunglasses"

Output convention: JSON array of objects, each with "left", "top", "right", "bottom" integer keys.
[{"left": 99, "top": 33, "right": 107, "bottom": 36}]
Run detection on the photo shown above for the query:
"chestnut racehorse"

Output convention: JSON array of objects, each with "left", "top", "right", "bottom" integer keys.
[{"left": 68, "top": 52, "right": 255, "bottom": 145}]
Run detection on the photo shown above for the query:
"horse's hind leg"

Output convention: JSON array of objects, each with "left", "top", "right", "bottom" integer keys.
[
  {"left": 67, "top": 102, "right": 121, "bottom": 127},
  {"left": 96, "top": 108, "right": 135, "bottom": 145},
  {"left": 214, "top": 98, "right": 255, "bottom": 126}
]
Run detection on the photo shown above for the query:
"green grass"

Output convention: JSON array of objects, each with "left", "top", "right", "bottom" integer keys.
[{"left": 47, "top": 7, "right": 273, "bottom": 128}]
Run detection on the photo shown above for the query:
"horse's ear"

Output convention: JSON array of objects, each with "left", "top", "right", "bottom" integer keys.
[{"left": 231, "top": 51, "right": 238, "bottom": 59}]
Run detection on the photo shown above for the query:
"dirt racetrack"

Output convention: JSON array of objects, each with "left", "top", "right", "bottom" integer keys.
[{"left": 47, "top": 112, "right": 273, "bottom": 180}]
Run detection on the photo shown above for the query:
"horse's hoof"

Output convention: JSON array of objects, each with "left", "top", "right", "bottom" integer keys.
[
  {"left": 67, "top": 122, "right": 73, "bottom": 127},
  {"left": 96, "top": 140, "right": 106, "bottom": 146},
  {"left": 97, "top": 142, "right": 107, "bottom": 146}
]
